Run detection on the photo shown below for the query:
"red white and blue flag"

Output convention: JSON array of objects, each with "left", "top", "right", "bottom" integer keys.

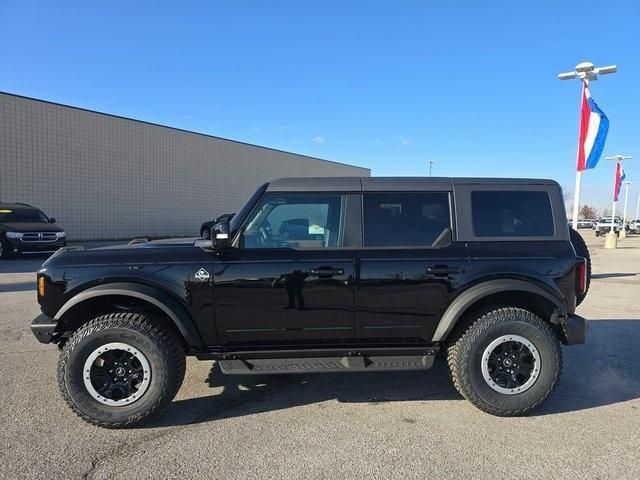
[
  {"left": 613, "top": 161, "right": 626, "bottom": 202},
  {"left": 576, "top": 80, "right": 609, "bottom": 171}
]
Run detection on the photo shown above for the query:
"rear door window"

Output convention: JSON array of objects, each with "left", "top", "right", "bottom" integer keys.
[
  {"left": 362, "top": 192, "right": 451, "bottom": 247},
  {"left": 471, "top": 191, "right": 554, "bottom": 237}
]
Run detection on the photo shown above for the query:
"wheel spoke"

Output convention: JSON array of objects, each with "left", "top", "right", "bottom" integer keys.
[
  {"left": 85, "top": 343, "right": 151, "bottom": 405},
  {"left": 481, "top": 335, "right": 541, "bottom": 395}
]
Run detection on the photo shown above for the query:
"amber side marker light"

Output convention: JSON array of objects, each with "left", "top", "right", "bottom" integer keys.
[{"left": 38, "top": 277, "right": 45, "bottom": 297}]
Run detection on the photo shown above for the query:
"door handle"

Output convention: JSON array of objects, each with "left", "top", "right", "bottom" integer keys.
[
  {"left": 310, "top": 266, "right": 345, "bottom": 277},
  {"left": 425, "top": 266, "right": 463, "bottom": 275}
]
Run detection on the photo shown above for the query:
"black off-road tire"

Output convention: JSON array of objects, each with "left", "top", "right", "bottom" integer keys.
[
  {"left": 57, "top": 312, "right": 186, "bottom": 428},
  {"left": 447, "top": 307, "right": 562, "bottom": 417},
  {"left": 569, "top": 227, "right": 591, "bottom": 306},
  {"left": 201, "top": 227, "right": 211, "bottom": 239}
]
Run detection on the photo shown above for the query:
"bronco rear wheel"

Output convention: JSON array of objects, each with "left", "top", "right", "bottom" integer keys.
[
  {"left": 57, "top": 312, "right": 185, "bottom": 428},
  {"left": 447, "top": 307, "right": 562, "bottom": 416}
]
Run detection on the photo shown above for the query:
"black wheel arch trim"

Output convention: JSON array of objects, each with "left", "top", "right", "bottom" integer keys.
[
  {"left": 53, "top": 282, "right": 204, "bottom": 347},
  {"left": 432, "top": 279, "right": 566, "bottom": 342}
]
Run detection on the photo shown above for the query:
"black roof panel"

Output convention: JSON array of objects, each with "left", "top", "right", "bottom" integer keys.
[
  {"left": 362, "top": 176, "right": 452, "bottom": 191},
  {"left": 266, "top": 177, "right": 558, "bottom": 193},
  {"left": 266, "top": 177, "right": 362, "bottom": 192}
]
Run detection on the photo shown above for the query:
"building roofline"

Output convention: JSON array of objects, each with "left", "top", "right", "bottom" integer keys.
[{"left": 0, "top": 91, "right": 370, "bottom": 173}]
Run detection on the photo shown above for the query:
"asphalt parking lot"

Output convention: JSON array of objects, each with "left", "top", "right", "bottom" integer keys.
[{"left": 1, "top": 230, "right": 639, "bottom": 480}]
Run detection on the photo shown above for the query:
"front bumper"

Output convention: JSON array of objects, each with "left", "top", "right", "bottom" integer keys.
[
  {"left": 559, "top": 313, "right": 588, "bottom": 345},
  {"left": 31, "top": 313, "right": 58, "bottom": 344},
  {"left": 6, "top": 237, "right": 66, "bottom": 254}
]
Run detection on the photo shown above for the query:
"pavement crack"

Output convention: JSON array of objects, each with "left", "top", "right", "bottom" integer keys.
[{"left": 80, "top": 429, "right": 177, "bottom": 480}]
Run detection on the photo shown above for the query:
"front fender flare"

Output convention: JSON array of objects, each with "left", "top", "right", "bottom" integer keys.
[
  {"left": 54, "top": 282, "right": 203, "bottom": 347},
  {"left": 431, "top": 279, "right": 566, "bottom": 342}
]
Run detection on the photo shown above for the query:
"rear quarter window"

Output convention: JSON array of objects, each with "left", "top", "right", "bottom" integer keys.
[{"left": 471, "top": 191, "right": 554, "bottom": 237}]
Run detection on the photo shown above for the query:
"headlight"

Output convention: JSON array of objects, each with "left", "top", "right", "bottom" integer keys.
[
  {"left": 5, "top": 232, "right": 22, "bottom": 239},
  {"left": 55, "top": 231, "right": 66, "bottom": 239}
]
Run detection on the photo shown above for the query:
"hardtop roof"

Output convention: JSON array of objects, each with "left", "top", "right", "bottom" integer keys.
[{"left": 266, "top": 176, "right": 559, "bottom": 192}]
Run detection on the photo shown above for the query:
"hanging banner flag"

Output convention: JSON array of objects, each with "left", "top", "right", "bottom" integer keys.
[
  {"left": 613, "top": 161, "right": 626, "bottom": 202},
  {"left": 577, "top": 80, "right": 609, "bottom": 171}
]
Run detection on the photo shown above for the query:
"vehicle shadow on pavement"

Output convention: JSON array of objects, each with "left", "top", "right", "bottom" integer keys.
[
  {"left": 0, "top": 281, "right": 36, "bottom": 293},
  {"left": 591, "top": 272, "right": 638, "bottom": 279},
  {"left": 0, "top": 255, "right": 49, "bottom": 274},
  {"left": 149, "top": 361, "right": 461, "bottom": 427},
  {"left": 538, "top": 319, "right": 640, "bottom": 415},
  {"left": 148, "top": 319, "right": 640, "bottom": 427}
]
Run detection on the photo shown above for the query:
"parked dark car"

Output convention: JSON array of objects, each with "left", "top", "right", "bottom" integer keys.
[
  {"left": 0, "top": 203, "right": 65, "bottom": 259},
  {"left": 32, "top": 177, "right": 590, "bottom": 427},
  {"left": 200, "top": 213, "right": 234, "bottom": 239}
]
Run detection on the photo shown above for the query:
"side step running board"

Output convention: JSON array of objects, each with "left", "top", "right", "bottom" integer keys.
[{"left": 219, "top": 354, "right": 436, "bottom": 375}]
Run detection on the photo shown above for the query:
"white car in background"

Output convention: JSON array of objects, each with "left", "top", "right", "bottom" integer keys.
[
  {"left": 595, "top": 217, "right": 623, "bottom": 236},
  {"left": 577, "top": 219, "right": 594, "bottom": 229}
]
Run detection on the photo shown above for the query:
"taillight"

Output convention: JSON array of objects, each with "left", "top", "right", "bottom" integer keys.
[{"left": 576, "top": 260, "right": 587, "bottom": 295}]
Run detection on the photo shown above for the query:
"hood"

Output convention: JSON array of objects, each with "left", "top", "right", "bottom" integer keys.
[
  {"left": 42, "top": 237, "right": 203, "bottom": 269},
  {"left": 93, "top": 237, "right": 199, "bottom": 250},
  {"left": 0, "top": 222, "right": 64, "bottom": 232}
]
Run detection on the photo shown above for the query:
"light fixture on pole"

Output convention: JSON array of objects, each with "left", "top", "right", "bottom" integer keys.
[
  {"left": 605, "top": 154, "right": 631, "bottom": 247},
  {"left": 558, "top": 61, "right": 616, "bottom": 230},
  {"left": 427, "top": 160, "right": 435, "bottom": 177}
]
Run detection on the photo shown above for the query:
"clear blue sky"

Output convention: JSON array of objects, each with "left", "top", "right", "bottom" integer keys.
[{"left": 1, "top": 1, "right": 638, "bottom": 211}]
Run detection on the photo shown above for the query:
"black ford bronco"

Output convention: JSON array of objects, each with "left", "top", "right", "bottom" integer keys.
[{"left": 31, "top": 177, "right": 591, "bottom": 427}]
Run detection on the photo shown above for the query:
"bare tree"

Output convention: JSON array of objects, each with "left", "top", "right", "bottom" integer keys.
[{"left": 579, "top": 205, "right": 598, "bottom": 219}]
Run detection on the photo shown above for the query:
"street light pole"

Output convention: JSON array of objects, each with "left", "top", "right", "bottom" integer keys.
[
  {"left": 427, "top": 160, "right": 435, "bottom": 177},
  {"left": 558, "top": 61, "right": 617, "bottom": 231},
  {"left": 636, "top": 192, "right": 640, "bottom": 222}
]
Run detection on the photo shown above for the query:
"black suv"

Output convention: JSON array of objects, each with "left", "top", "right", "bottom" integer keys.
[
  {"left": 0, "top": 203, "right": 66, "bottom": 259},
  {"left": 31, "top": 177, "right": 590, "bottom": 427}
]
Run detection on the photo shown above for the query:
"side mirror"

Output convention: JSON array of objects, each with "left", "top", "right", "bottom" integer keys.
[
  {"left": 49, "top": 218, "right": 56, "bottom": 223},
  {"left": 213, "top": 221, "right": 231, "bottom": 247}
]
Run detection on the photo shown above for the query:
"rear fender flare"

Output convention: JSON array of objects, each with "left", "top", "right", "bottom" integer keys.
[
  {"left": 54, "top": 282, "right": 203, "bottom": 347},
  {"left": 431, "top": 279, "right": 565, "bottom": 342}
]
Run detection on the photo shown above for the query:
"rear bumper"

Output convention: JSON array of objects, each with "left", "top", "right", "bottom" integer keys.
[
  {"left": 559, "top": 313, "right": 588, "bottom": 345},
  {"left": 31, "top": 313, "right": 58, "bottom": 344}
]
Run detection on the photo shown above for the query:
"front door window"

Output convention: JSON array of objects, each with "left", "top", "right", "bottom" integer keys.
[{"left": 241, "top": 194, "right": 345, "bottom": 249}]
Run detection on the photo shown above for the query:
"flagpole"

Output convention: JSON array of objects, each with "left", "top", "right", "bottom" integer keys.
[
  {"left": 571, "top": 78, "right": 587, "bottom": 231},
  {"left": 605, "top": 155, "right": 633, "bottom": 247},
  {"left": 621, "top": 182, "right": 633, "bottom": 224},
  {"left": 558, "top": 62, "right": 617, "bottom": 230},
  {"left": 619, "top": 181, "right": 634, "bottom": 238},
  {"left": 572, "top": 171, "right": 582, "bottom": 230},
  {"left": 610, "top": 163, "right": 617, "bottom": 235}
]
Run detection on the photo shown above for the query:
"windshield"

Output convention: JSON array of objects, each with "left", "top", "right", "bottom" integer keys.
[
  {"left": 0, "top": 208, "right": 49, "bottom": 223},
  {"left": 229, "top": 183, "right": 268, "bottom": 234}
]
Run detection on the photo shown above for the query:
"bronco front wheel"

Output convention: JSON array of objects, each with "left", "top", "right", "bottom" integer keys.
[{"left": 57, "top": 312, "right": 185, "bottom": 428}]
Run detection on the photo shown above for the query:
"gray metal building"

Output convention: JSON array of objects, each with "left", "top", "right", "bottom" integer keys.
[{"left": 0, "top": 92, "right": 369, "bottom": 240}]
